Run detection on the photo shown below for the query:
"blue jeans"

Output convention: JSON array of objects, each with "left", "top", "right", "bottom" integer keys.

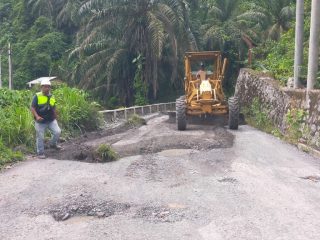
[{"left": 35, "top": 120, "right": 61, "bottom": 155}]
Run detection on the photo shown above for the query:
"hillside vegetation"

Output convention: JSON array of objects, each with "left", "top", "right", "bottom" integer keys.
[
  {"left": 0, "top": 0, "right": 318, "bottom": 165},
  {"left": 1, "top": 0, "right": 317, "bottom": 107}
]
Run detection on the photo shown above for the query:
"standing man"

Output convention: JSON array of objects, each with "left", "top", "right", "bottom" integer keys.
[{"left": 30, "top": 79, "right": 62, "bottom": 158}]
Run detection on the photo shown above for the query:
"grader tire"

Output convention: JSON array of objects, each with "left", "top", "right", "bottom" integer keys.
[
  {"left": 228, "top": 96, "right": 239, "bottom": 130},
  {"left": 176, "top": 96, "right": 187, "bottom": 131}
]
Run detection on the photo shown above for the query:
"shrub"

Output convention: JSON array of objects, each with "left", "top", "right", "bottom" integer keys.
[
  {"left": 95, "top": 144, "right": 118, "bottom": 162},
  {"left": 0, "top": 89, "right": 35, "bottom": 148},
  {"left": 285, "top": 108, "right": 307, "bottom": 143},
  {"left": 0, "top": 104, "right": 35, "bottom": 147},
  {"left": 253, "top": 31, "right": 295, "bottom": 86},
  {"left": 0, "top": 139, "right": 23, "bottom": 167},
  {"left": 126, "top": 114, "right": 146, "bottom": 126},
  {"left": 243, "top": 98, "right": 282, "bottom": 136},
  {"left": 53, "top": 86, "right": 102, "bottom": 134},
  {"left": 0, "top": 86, "right": 102, "bottom": 167},
  {"left": 0, "top": 89, "right": 33, "bottom": 107}
]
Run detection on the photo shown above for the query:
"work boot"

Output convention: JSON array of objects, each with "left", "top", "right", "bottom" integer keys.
[
  {"left": 37, "top": 154, "right": 46, "bottom": 159},
  {"left": 50, "top": 144, "right": 63, "bottom": 150}
]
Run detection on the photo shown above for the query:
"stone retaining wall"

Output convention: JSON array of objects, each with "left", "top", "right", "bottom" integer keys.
[{"left": 235, "top": 68, "right": 320, "bottom": 148}]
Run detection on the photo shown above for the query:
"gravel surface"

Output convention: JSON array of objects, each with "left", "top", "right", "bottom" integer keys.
[{"left": 0, "top": 115, "right": 319, "bottom": 240}]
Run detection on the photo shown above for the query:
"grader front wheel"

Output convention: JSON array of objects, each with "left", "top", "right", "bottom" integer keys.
[
  {"left": 176, "top": 96, "right": 187, "bottom": 131},
  {"left": 228, "top": 96, "right": 239, "bottom": 130}
]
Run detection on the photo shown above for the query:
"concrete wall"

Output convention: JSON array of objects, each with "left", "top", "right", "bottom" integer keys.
[
  {"left": 235, "top": 68, "right": 320, "bottom": 148},
  {"left": 99, "top": 102, "right": 176, "bottom": 122}
]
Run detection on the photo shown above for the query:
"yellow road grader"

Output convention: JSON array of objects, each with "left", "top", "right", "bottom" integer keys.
[{"left": 176, "top": 51, "right": 239, "bottom": 130}]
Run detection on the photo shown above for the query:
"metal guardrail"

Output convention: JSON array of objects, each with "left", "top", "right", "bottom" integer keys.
[{"left": 99, "top": 102, "right": 176, "bottom": 122}]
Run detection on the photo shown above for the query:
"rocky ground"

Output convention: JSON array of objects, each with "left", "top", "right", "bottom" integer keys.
[
  {"left": 44, "top": 114, "right": 233, "bottom": 162},
  {"left": 0, "top": 114, "right": 319, "bottom": 240}
]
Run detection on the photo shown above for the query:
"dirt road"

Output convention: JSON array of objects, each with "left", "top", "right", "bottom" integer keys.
[{"left": 0, "top": 115, "right": 319, "bottom": 240}]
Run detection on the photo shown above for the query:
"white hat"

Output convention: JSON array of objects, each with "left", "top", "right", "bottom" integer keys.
[{"left": 41, "top": 79, "right": 51, "bottom": 86}]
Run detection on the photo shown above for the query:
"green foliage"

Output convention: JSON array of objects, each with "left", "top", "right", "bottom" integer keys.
[
  {"left": 244, "top": 100, "right": 310, "bottom": 144},
  {"left": 285, "top": 108, "right": 307, "bottom": 142},
  {"left": 0, "top": 89, "right": 34, "bottom": 147},
  {"left": 53, "top": 86, "right": 102, "bottom": 134},
  {"left": 0, "top": 89, "right": 33, "bottom": 168},
  {"left": 0, "top": 89, "right": 33, "bottom": 107},
  {"left": 0, "top": 0, "right": 317, "bottom": 104},
  {"left": 0, "top": 1, "right": 70, "bottom": 89},
  {"left": 126, "top": 114, "right": 147, "bottom": 127},
  {"left": 0, "top": 86, "right": 102, "bottom": 167},
  {"left": 243, "top": 98, "right": 282, "bottom": 136},
  {"left": 105, "top": 96, "right": 120, "bottom": 109},
  {"left": 253, "top": 30, "right": 295, "bottom": 85},
  {"left": 133, "top": 54, "right": 148, "bottom": 106},
  {"left": 0, "top": 104, "right": 34, "bottom": 147},
  {"left": 31, "top": 16, "right": 53, "bottom": 37},
  {"left": 253, "top": 0, "right": 320, "bottom": 88},
  {"left": 15, "top": 30, "right": 67, "bottom": 88},
  {"left": 95, "top": 144, "right": 118, "bottom": 162},
  {"left": 0, "top": 139, "right": 23, "bottom": 168}
]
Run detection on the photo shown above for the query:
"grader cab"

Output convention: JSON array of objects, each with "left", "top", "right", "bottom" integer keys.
[{"left": 176, "top": 51, "right": 239, "bottom": 130}]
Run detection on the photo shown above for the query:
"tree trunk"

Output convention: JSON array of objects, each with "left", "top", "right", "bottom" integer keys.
[
  {"left": 8, "top": 43, "right": 13, "bottom": 90},
  {"left": 241, "top": 34, "right": 254, "bottom": 66},
  {"left": 307, "top": 0, "right": 320, "bottom": 90},
  {"left": 0, "top": 50, "right": 2, "bottom": 89},
  {"left": 294, "top": 0, "right": 304, "bottom": 88}
]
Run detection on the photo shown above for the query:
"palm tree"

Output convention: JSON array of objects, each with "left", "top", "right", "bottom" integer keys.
[
  {"left": 27, "top": 0, "right": 82, "bottom": 29},
  {"left": 248, "top": 0, "right": 295, "bottom": 41},
  {"left": 55, "top": 0, "right": 83, "bottom": 29},
  {"left": 71, "top": 0, "right": 193, "bottom": 103},
  {"left": 201, "top": 0, "right": 261, "bottom": 59},
  {"left": 180, "top": 0, "right": 200, "bottom": 51},
  {"left": 27, "top": 0, "right": 53, "bottom": 18}
]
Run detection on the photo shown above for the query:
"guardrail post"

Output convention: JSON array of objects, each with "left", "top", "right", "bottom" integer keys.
[{"left": 100, "top": 102, "right": 176, "bottom": 121}]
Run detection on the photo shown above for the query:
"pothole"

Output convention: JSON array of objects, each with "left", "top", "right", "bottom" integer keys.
[
  {"left": 49, "top": 198, "right": 131, "bottom": 221},
  {"left": 218, "top": 177, "right": 237, "bottom": 183},
  {"left": 157, "top": 149, "right": 198, "bottom": 157},
  {"left": 300, "top": 176, "right": 320, "bottom": 182},
  {"left": 45, "top": 118, "right": 234, "bottom": 162},
  {"left": 45, "top": 144, "right": 103, "bottom": 163},
  {"left": 134, "top": 206, "right": 186, "bottom": 223}
]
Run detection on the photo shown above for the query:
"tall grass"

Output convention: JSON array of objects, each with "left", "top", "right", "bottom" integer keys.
[
  {"left": 0, "top": 86, "right": 101, "bottom": 167},
  {"left": 0, "top": 139, "right": 23, "bottom": 167},
  {"left": 0, "top": 105, "right": 34, "bottom": 146},
  {"left": 0, "top": 89, "right": 34, "bottom": 166},
  {"left": 53, "top": 86, "right": 102, "bottom": 134}
]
